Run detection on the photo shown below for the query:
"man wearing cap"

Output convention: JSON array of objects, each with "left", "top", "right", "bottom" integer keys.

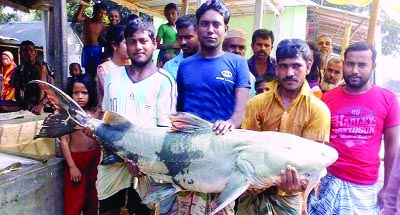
[
  {"left": 223, "top": 28, "right": 256, "bottom": 97},
  {"left": 248, "top": 29, "right": 276, "bottom": 79}
]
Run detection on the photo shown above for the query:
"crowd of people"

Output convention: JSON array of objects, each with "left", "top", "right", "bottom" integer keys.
[{"left": 0, "top": 0, "right": 399, "bottom": 215}]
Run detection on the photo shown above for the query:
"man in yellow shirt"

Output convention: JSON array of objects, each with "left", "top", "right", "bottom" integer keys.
[{"left": 237, "top": 39, "right": 331, "bottom": 215}]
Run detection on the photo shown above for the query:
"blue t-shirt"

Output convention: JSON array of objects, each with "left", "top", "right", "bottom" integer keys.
[{"left": 176, "top": 52, "right": 250, "bottom": 123}]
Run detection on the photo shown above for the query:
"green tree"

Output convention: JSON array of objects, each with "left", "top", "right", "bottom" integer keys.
[
  {"left": 381, "top": 11, "right": 400, "bottom": 56},
  {"left": 0, "top": 6, "right": 21, "bottom": 23},
  {"left": 32, "top": 10, "right": 42, "bottom": 21}
]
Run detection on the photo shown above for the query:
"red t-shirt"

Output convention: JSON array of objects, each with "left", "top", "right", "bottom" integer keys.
[{"left": 322, "top": 85, "right": 400, "bottom": 185}]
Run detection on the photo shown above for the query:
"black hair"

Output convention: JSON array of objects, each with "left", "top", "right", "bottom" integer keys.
[
  {"left": 344, "top": 42, "right": 376, "bottom": 63},
  {"left": 276, "top": 39, "right": 310, "bottom": 63},
  {"left": 251, "top": 29, "right": 274, "bottom": 45},
  {"left": 124, "top": 18, "right": 156, "bottom": 40},
  {"left": 108, "top": 7, "right": 120, "bottom": 14},
  {"left": 104, "top": 24, "right": 126, "bottom": 57},
  {"left": 196, "top": 0, "right": 230, "bottom": 25},
  {"left": 158, "top": 51, "right": 175, "bottom": 65},
  {"left": 255, "top": 76, "right": 266, "bottom": 86},
  {"left": 20, "top": 40, "right": 35, "bottom": 48},
  {"left": 176, "top": 15, "right": 197, "bottom": 31},
  {"left": 164, "top": 3, "right": 178, "bottom": 14},
  {"left": 93, "top": 3, "right": 107, "bottom": 14},
  {"left": 306, "top": 41, "right": 322, "bottom": 82},
  {"left": 67, "top": 75, "right": 98, "bottom": 110},
  {"left": 127, "top": 14, "right": 139, "bottom": 24},
  {"left": 69, "top": 63, "right": 81, "bottom": 74}
]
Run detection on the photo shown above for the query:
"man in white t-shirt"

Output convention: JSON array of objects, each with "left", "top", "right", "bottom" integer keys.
[{"left": 96, "top": 18, "right": 177, "bottom": 215}]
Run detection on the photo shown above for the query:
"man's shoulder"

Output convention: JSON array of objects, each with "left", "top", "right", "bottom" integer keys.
[
  {"left": 180, "top": 53, "right": 199, "bottom": 66},
  {"left": 321, "top": 87, "right": 342, "bottom": 100},
  {"left": 372, "top": 85, "right": 398, "bottom": 98},
  {"left": 309, "top": 93, "right": 330, "bottom": 114},
  {"left": 157, "top": 68, "right": 175, "bottom": 82},
  {"left": 165, "top": 53, "right": 183, "bottom": 66},
  {"left": 223, "top": 52, "right": 245, "bottom": 61},
  {"left": 269, "top": 56, "right": 276, "bottom": 64},
  {"left": 106, "top": 66, "right": 127, "bottom": 81}
]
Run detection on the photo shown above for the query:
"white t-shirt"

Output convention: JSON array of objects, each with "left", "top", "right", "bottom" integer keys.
[{"left": 97, "top": 66, "right": 177, "bottom": 200}]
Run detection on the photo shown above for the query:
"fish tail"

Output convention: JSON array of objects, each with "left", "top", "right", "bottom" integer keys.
[{"left": 28, "top": 80, "right": 90, "bottom": 138}]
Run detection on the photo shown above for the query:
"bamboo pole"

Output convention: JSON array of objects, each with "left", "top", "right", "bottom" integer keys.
[
  {"left": 341, "top": 23, "right": 352, "bottom": 59},
  {"left": 253, "top": 0, "right": 264, "bottom": 31},
  {"left": 367, "top": 0, "right": 380, "bottom": 46},
  {"left": 181, "top": 0, "right": 189, "bottom": 15}
]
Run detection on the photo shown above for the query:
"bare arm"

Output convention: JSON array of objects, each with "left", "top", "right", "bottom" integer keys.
[
  {"left": 378, "top": 125, "right": 400, "bottom": 205},
  {"left": 212, "top": 87, "right": 249, "bottom": 134},
  {"left": 228, "top": 87, "right": 249, "bottom": 128},
  {"left": 60, "top": 135, "right": 82, "bottom": 183},
  {"left": 29, "top": 64, "right": 48, "bottom": 114},
  {"left": 156, "top": 36, "right": 180, "bottom": 50},
  {"left": 74, "top": 4, "right": 89, "bottom": 22}
]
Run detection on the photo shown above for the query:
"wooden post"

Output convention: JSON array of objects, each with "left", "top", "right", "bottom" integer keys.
[
  {"left": 52, "top": 0, "right": 68, "bottom": 91},
  {"left": 253, "top": 0, "right": 264, "bottom": 32},
  {"left": 273, "top": 14, "right": 280, "bottom": 57},
  {"left": 341, "top": 23, "right": 352, "bottom": 59},
  {"left": 42, "top": 11, "right": 50, "bottom": 62},
  {"left": 367, "top": 0, "right": 380, "bottom": 46},
  {"left": 181, "top": 0, "right": 189, "bottom": 15}
]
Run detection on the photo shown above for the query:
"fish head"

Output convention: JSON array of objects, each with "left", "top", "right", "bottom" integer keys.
[
  {"left": 289, "top": 141, "right": 338, "bottom": 182},
  {"left": 253, "top": 132, "right": 338, "bottom": 189}
]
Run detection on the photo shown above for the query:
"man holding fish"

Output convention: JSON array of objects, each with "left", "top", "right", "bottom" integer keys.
[
  {"left": 94, "top": 18, "right": 177, "bottom": 215},
  {"left": 175, "top": 0, "right": 250, "bottom": 214},
  {"left": 238, "top": 39, "right": 331, "bottom": 215}
]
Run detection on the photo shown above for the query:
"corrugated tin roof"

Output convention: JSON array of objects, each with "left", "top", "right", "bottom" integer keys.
[
  {"left": 1, "top": 0, "right": 371, "bottom": 50},
  {"left": 307, "top": 5, "right": 370, "bottom": 49},
  {"left": 0, "top": 21, "right": 45, "bottom": 47},
  {"left": 0, "top": 0, "right": 52, "bottom": 12}
]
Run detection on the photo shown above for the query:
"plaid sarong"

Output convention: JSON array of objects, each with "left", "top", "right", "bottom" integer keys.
[{"left": 307, "top": 174, "right": 381, "bottom": 215}]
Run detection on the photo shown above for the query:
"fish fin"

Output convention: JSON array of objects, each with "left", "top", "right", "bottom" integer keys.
[
  {"left": 141, "top": 183, "right": 178, "bottom": 205},
  {"left": 28, "top": 80, "right": 89, "bottom": 138},
  {"left": 169, "top": 112, "right": 213, "bottom": 133},
  {"left": 102, "top": 111, "right": 132, "bottom": 126},
  {"left": 303, "top": 170, "right": 324, "bottom": 215},
  {"left": 210, "top": 171, "right": 250, "bottom": 215}
]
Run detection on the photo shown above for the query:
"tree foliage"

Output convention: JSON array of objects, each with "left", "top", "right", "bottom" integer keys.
[
  {"left": 381, "top": 11, "right": 400, "bottom": 56},
  {"left": 0, "top": 6, "right": 21, "bottom": 23},
  {"left": 68, "top": 0, "right": 153, "bottom": 41}
]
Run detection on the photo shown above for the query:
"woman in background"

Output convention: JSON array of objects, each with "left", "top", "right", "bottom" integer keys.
[
  {"left": 96, "top": 24, "right": 129, "bottom": 109},
  {"left": 1, "top": 51, "right": 16, "bottom": 101}
]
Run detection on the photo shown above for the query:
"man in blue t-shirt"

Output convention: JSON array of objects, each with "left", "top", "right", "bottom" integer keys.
[
  {"left": 175, "top": 0, "right": 250, "bottom": 214},
  {"left": 176, "top": 1, "right": 250, "bottom": 135}
]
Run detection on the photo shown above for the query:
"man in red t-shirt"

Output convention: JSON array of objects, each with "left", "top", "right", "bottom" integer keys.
[{"left": 308, "top": 42, "right": 400, "bottom": 215}]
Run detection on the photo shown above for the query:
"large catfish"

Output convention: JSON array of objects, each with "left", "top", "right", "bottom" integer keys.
[{"left": 31, "top": 80, "right": 338, "bottom": 215}]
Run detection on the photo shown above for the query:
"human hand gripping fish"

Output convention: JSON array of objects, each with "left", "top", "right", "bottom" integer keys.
[{"left": 212, "top": 120, "right": 234, "bottom": 135}]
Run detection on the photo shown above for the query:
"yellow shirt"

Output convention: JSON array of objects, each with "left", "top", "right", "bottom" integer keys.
[{"left": 242, "top": 80, "right": 330, "bottom": 142}]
